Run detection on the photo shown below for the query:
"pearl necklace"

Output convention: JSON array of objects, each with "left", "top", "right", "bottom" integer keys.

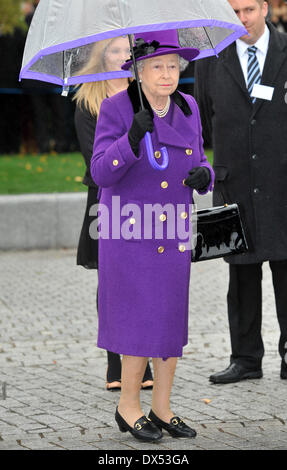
[{"left": 151, "top": 96, "right": 171, "bottom": 118}]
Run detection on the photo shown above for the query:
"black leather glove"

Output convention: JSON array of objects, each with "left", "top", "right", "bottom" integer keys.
[
  {"left": 128, "top": 109, "right": 154, "bottom": 157},
  {"left": 184, "top": 166, "right": 211, "bottom": 191}
]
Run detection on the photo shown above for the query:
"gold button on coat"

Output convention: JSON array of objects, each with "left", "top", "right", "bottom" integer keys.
[
  {"left": 129, "top": 217, "right": 136, "bottom": 225},
  {"left": 113, "top": 159, "right": 119, "bottom": 166},
  {"left": 179, "top": 244, "right": 186, "bottom": 253},
  {"left": 159, "top": 214, "right": 167, "bottom": 222},
  {"left": 154, "top": 151, "right": 161, "bottom": 159},
  {"left": 158, "top": 246, "right": 165, "bottom": 254},
  {"left": 180, "top": 211, "right": 188, "bottom": 219},
  {"left": 161, "top": 181, "right": 168, "bottom": 189},
  {"left": 185, "top": 149, "right": 193, "bottom": 155}
]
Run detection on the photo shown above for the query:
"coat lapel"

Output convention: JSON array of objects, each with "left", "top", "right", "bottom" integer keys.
[
  {"left": 127, "top": 80, "right": 196, "bottom": 149},
  {"left": 220, "top": 23, "right": 287, "bottom": 116},
  {"left": 154, "top": 102, "right": 198, "bottom": 149},
  {"left": 221, "top": 42, "right": 250, "bottom": 103},
  {"left": 252, "top": 23, "right": 287, "bottom": 117}
]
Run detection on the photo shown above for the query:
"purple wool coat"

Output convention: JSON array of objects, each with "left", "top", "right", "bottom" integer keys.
[{"left": 90, "top": 84, "right": 214, "bottom": 358}]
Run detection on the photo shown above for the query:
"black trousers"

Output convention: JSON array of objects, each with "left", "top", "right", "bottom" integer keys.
[{"left": 227, "top": 261, "right": 287, "bottom": 369}]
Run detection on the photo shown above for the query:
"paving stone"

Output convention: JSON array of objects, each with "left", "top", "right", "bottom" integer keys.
[{"left": 0, "top": 249, "right": 286, "bottom": 450}]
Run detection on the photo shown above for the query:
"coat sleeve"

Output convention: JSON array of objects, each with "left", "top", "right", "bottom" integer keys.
[
  {"left": 74, "top": 104, "right": 98, "bottom": 187},
  {"left": 187, "top": 94, "right": 215, "bottom": 195},
  {"left": 74, "top": 105, "right": 97, "bottom": 171},
  {"left": 194, "top": 59, "right": 214, "bottom": 149},
  {"left": 90, "top": 98, "right": 141, "bottom": 188}
]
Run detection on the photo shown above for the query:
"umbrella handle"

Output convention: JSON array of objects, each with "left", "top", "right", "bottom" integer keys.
[
  {"left": 145, "top": 132, "right": 169, "bottom": 171},
  {"left": 127, "top": 35, "right": 169, "bottom": 170}
]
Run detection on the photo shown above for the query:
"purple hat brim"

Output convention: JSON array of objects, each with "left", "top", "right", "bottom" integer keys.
[{"left": 121, "top": 47, "right": 200, "bottom": 71}]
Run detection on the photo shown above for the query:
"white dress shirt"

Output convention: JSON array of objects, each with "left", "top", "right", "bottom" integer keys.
[{"left": 235, "top": 25, "right": 270, "bottom": 86}]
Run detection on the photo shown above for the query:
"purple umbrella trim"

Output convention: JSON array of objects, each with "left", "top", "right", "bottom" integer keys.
[{"left": 19, "top": 19, "right": 247, "bottom": 85}]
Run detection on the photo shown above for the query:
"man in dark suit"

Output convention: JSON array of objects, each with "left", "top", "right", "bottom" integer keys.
[{"left": 195, "top": 0, "right": 287, "bottom": 383}]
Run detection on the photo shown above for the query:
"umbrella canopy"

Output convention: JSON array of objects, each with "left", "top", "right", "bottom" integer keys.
[{"left": 19, "top": 0, "right": 247, "bottom": 86}]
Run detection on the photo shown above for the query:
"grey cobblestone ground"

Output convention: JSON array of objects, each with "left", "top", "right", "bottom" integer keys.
[{"left": 0, "top": 248, "right": 286, "bottom": 451}]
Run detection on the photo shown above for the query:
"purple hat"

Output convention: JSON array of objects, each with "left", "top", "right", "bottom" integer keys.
[{"left": 121, "top": 29, "right": 199, "bottom": 71}]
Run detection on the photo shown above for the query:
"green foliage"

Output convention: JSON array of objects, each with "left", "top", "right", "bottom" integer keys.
[
  {"left": 0, "top": 0, "right": 31, "bottom": 35},
  {"left": 0, "top": 153, "right": 88, "bottom": 194}
]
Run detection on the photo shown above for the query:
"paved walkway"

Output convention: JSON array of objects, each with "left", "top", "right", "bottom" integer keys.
[{"left": 0, "top": 249, "right": 286, "bottom": 450}]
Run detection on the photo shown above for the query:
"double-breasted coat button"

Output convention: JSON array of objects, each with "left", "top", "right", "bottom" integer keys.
[
  {"left": 254, "top": 188, "right": 259, "bottom": 194},
  {"left": 182, "top": 179, "right": 187, "bottom": 186},
  {"left": 113, "top": 159, "right": 119, "bottom": 166},
  {"left": 159, "top": 214, "right": 167, "bottom": 222},
  {"left": 185, "top": 149, "right": 193, "bottom": 155},
  {"left": 129, "top": 217, "right": 136, "bottom": 224},
  {"left": 180, "top": 211, "right": 188, "bottom": 219},
  {"left": 155, "top": 151, "right": 161, "bottom": 159},
  {"left": 178, "top": 244, "right": 186, "bottom": 253},
  {"left": 158, "top": 246, "right": 165, "bottom": 254},
  {"left": 161, "top": 181, "right": 168, "bottom": 189}
]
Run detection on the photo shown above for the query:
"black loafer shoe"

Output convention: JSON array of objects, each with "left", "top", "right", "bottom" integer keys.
[
  {"left": 148, "top": 410, "right": 196, "bottom": 438},
  {"left": 115, "top": 407, "right": 163, "bottom": 442},
  {"left": 209, "top": 363, "right": 263, "bottom": 384}
]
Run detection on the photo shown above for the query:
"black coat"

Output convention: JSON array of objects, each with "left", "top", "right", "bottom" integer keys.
[
  {"left": 74, "top": 104, "right": 99, "bottom": 269},
  {"left": 74, "top": 105, "right": 98, "bottom": 188},
  {"left": 195, "top": 22, "right": 287, "bottom": 264}
]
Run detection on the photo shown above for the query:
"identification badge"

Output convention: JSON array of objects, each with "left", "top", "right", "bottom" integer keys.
[{"left": 251, "top": 84, "right": 274, "bottom": 101}]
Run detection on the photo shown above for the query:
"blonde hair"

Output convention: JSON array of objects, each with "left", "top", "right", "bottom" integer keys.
[
  {"left": 73, "top": 81, "right": 108, "bottom": 117},
  {"left": 73, "top": 38, "right": 118, "bottom": 117}
]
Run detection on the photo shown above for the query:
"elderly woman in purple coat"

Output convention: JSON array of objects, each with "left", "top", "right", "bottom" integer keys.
[{"left": 90, "top": 29, "right": 214, "bottom": 443}]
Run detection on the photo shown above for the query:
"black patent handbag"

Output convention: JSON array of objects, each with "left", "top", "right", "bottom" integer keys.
[{"left": 191, "top": 203, "right": 248, "bottom": 262}]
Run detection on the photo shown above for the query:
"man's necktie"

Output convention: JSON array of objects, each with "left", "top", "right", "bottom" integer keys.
[{"left": 247, "top": 46, "right": 261, "bottom": 104}]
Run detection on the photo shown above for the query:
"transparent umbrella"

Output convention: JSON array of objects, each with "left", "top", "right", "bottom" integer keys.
[{"left": 19, "top": 0, "right": 246, "bottom": 169}]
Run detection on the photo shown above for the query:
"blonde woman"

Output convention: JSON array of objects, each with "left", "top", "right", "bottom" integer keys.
[{"left": 74, "top": 36, "right": 153, "bottom": 391}]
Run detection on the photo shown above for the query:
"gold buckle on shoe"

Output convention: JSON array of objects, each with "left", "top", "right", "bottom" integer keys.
[
  {"left": 135, "top": 423, "right": 142, "bottom": 430},
  {"left": 171, "top": 418, "right": 179, "bottom": 426}
]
